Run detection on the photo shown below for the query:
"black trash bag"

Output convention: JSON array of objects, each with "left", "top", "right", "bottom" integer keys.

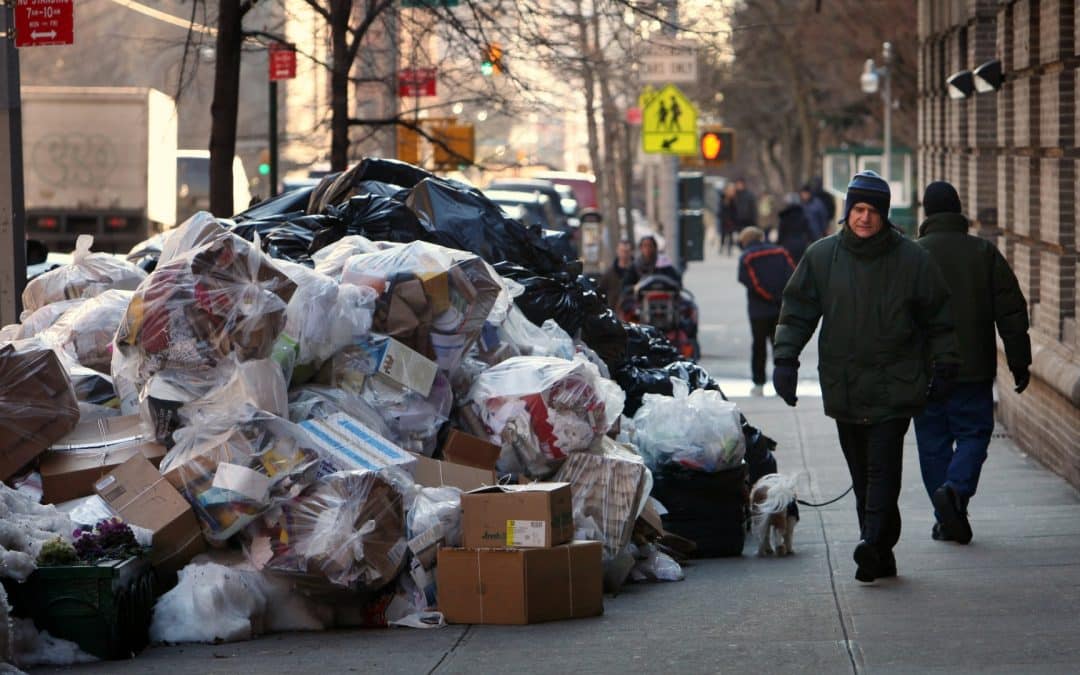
[
  {"left": 329, "top": 193, "right": 428, "bottom": 243},
  {"left": 234, "top": 187, "right": 316, "bottom": 222},
  {"left": 229, "top": 214, "right": 346, "bottom": 265},
  {"left": 355, "top": 179, "right": 411, "bottom": 201},
  {"left": 408, "top": 179, "right": 566, "bottom": 274},
  {"left": 612, "top": 362, "right": 674, "bottom": 416},
  {"left": 581, "top": 309, "right": 627, "bottom": 368},
  {"left": 541, "top": 229, "right": 576, "bottom": 263},
  {"left": 650, "top": 462, "right": 748, "bottom": 558},
  {"left": 740, "top": 416, "right": 798, "bottom": 519},
  {"left": 308, "top": 158, "right": 438, "bottom": 213},
  {"left": 623, "top": 322, "right": 681, "bottom": 367},
  {"left": 663, "top": 360, "right": 721, "bottom": 394}
]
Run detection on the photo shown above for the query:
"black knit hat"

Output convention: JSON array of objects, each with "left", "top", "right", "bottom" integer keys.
[
  {"left": 840, "top": 170, "right": 891, "bottom": 225},
  {"left": 922, "top": 181, "right": 963, "bottom": 216}
]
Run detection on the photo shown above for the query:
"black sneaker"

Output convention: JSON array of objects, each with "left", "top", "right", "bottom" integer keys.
[
  {"left": 853, "top": 540, "right": 880, "bottom": 583},
  {"left": 931, "top": 522, "right": 954, "bottom": 541},
  {"left": 878, "top": 551, "right": 897, "bottom": 578},
  {"left": 932, "top": 485, "right": 973, "bottom": 544}
]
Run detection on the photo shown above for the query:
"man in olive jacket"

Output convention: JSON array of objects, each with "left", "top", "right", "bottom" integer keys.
[
  {"left": 772, "top": 171, "right": 960, "bottom": 583},
  {"left": 914, "top": 181, "right": 1031, "bottom": 545}
]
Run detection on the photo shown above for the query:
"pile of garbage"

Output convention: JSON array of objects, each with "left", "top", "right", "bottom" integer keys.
[{"left": 0, "top": 158, "right": 783, "bottom": 661}]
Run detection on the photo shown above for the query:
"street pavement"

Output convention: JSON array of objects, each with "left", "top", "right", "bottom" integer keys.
[{"left": 33, "top": 244, "right": 1080, "bottom": 674}]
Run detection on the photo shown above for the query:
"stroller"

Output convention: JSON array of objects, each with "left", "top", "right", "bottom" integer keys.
[{"left": 619, "top": 274, "right": 700, "bottom": 361}]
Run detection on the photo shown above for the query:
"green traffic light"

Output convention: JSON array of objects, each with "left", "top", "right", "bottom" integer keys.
[
  {"left": 258, "top": 163, "right": 271, "bottom": 176},
  {"left": 480, "top": 61, "right": 494, "bottom": 76}
]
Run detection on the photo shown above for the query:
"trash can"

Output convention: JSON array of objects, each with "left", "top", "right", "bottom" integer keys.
[
  {"left": 650, "top": 461, "right": 748, "bottom": 557},
  {"left": 5, "top": 556, "right": 154, "bottom": 660}
]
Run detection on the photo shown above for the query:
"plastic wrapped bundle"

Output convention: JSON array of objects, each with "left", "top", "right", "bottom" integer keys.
[
  {"left": 287, "top": 385, "right": 395, "bottom": 441},
  {"left": 311, "top": 235, "right": 381, "bottom": 278},
  {"left": 553, "top": 444, "right": 648, "bottom": 564},
  {"left": 632, "top": 380, "right": 746, "bottom": 473},
  {"left": 21, "top": 235, "right": 147, "bottom": 315},
  {"left": 250, "top": 470, "right": 407, "bottom": 592},
  {"left": 112, "top": 230, "right": 296, "bottom": 411},
  {"left": 160, "top": 409, "right": 322, "bottom": 542},
  {"left": 274, "top": 261, "right": 376, "bottom": 384},
  {"left": 315, "top": 346, "right": 452, "bottom": 456},
  {"left": 0, "top": 342, "right": 80, "bottom": 481},
  {"left": 406, "top": 486, "right": 462, "bottom": 568},
  {"left": 467, "top": 356, "right": 625, "bottom": 478},
  {"left": 38, "top": 290, "right": 132, "bottom": 373},
  {"left": 341, "top": 241, "right": 502, "bottom": 371}
]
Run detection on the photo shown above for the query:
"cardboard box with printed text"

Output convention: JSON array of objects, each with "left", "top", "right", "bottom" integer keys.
[{"left": 462, "top": 482, "right": 573, "bottom": 549}]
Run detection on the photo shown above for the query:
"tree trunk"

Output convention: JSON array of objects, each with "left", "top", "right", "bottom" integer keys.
[
  {"left": 209, "top": 0, "right": 243, "bottom": 217},
  {"left": 595, "top": 13, "right": 620, "bottom": 263},
  {"left": 575, "top": 0, "right": 602, "bottom": 226},
  {"left": 329, "top": 0, "right": 351, "bottom": 171}
]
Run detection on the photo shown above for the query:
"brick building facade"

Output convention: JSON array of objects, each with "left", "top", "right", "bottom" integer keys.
[{"left": 918, "top": 0, "right": 1079, "bottom": 487}]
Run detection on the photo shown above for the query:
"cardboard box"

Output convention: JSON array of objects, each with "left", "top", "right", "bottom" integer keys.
[
  {"left": 94, "top": 454, "right": 206, "bottom": 581},
  {"left": 351, "top": 334, "right": 437, "bottom": 397},
  {"left": 462, "top": 483, "right": 573, "bottom": 549},
  {"left": 300, "top": 412, "right": 418, "bottom": 476},
  {"left": 411, "top": 454, "right": 496, "bottom": 492},
  {"left": 441, "top": 429, "right": 501, "bottom": 471},
  {"left": 41, "top": 415, "right": 167, "bottom": 504},
  {"left": 437, "top": 541, "right": 603, "bottom": 625}
]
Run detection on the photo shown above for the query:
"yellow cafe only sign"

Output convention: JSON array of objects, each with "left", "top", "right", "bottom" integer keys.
[{"left": 640, "top": 84, "right": 698, "bottom": 155}]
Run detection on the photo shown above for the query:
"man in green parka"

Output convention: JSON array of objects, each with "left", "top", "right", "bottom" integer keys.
[
  {"left": 914, "top": 181, "right": 1031, "bottom": 546},
  {"left": 771, "top": 170, "right": 960, "bottom": 583}
]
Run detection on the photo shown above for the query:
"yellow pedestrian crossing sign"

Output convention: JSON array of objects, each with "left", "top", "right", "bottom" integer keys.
[{"left": 640, "top": 84, "right": 698, "bottom": 155}]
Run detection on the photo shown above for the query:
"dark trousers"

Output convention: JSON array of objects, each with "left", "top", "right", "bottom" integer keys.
[
  {"left": 914, "top": 381, "right": 994, "bottom": 513},
  {"left": 836, "top": 418, "right": 909, "bottom": 556},
  {"left": 750, "top": 316, "right": 778, "bottom": 385}
]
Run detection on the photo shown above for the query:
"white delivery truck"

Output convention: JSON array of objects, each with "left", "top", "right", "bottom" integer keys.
[{"left": 21, "top": 86, "right": 178, "bottom": 254}]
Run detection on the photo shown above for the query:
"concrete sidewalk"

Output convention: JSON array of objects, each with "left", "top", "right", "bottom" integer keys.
[{"left": 34, "top": 394, "right": 1080, "bottom": 674}]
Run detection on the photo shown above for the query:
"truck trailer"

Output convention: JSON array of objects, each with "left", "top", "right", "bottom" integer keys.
[{"left": 21, "top": 86, "right": 178, "bottom": 255}]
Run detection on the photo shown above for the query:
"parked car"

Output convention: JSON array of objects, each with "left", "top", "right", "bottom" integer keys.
[
  {"left": 485, "top": 178, "right": 570, "bottom": 231},
  {"left": 485, "top": 189, "right": 579, "bottom": 260},
  {"left": 531, "top": 171, "right": 598, "bottom": 211},
  {"left": 176, "top": 150, "right": 253, "bottom": 223}
]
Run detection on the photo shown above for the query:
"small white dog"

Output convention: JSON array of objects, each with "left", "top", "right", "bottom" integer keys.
[{"left": 750, "top": 473, "right": 799, "bottom": 557}]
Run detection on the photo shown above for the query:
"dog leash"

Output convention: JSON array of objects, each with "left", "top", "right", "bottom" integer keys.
[{"left": 796, "top": 484, "right": 854, "bottom": 508}]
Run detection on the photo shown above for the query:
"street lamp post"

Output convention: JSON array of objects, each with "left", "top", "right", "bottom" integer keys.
[{"left": 860, "top": 42, "right": 894, "bottom": 184}]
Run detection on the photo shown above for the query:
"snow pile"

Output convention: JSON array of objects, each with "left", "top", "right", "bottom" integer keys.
[
  {"left": 149, "top": 553, "right": 333, "bottom": 644},
  {"left": 10, "top": 618, "right": 97, "bottom": 669},
  {"left": 0, "top": 484, "right": 74, "bottom": 582}
]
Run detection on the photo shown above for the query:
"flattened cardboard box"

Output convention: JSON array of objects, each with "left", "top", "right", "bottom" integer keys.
[
  {"left": 42, "top": 415, "right": 166, "bottom": 504},
  {"left": 462, "top": 482, "right": 573, "bottom": 549},
  {"left": 437, "top": 541, "right": 603, "bottom": 625},
  {"left": 441, "top": 429, "right": 501, "bottom": 471},
  {"left": 95, "top": 454, "right": 206, "bottom": 580},
  {"left": 411, "top": 454, "right": 496, "bottom": 492}
]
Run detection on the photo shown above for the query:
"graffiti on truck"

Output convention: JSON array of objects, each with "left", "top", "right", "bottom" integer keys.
[{"left": 32, "top": 133, "right": 117, "bottom": 187}]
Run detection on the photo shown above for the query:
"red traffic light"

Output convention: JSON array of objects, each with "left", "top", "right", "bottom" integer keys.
[
  {"left": 701, "top": 132, "right": 723, "bottom": 160},
  {"left": 699, "top": 128, "right": 734, "bottom": 163}
]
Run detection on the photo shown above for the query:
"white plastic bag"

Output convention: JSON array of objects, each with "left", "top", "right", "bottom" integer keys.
[
  {"left": 21, "top": 235, "right": 147, "bottom": 314},
  {"left": 38, "top": 290, "right": 132, "bottom": 373},
  {"left": 632, "top": 380, "right": 746, "bottom": 472}
]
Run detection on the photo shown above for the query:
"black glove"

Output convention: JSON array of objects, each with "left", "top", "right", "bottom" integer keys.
[
  {"left": 772, "top": 358, "right": 799, "bottom": 407},
  {"left": 927, "top": 361, "right": 958, "bottom": 403},
  {"left": 1011, "top": 366, "right": 1030, "bottom": 394}
]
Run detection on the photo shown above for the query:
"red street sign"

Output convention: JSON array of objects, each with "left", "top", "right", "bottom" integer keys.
[
  {"left": 14, "top": 0, "right": 74, "bottom": 48},
  {"left": 626, "top": 106, "right": 642, "bottom": 125},
  {"left": 268, "top": 43, "right": 297, "bottom": 81},
  {"left": 398, "top": 67, "right": 437, "bottom": 97}
]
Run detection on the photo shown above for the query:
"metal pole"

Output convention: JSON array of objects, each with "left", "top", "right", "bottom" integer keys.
[
  {"left": 0, "top": 4, "right": 26, "bottom": 324},
  {"left": 882, "top": 42, "right": 892, "bottom": 185},
  {"left": 269, "top": 79, "right": 279, "bottom": 197}
]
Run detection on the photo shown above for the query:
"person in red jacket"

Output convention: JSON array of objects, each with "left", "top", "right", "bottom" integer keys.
[{"left": 737, "top": 226, "right": 795, "bottom": 396}]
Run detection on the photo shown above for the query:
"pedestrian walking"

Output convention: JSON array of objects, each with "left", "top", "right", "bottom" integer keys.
[
  {"left": 913, "top": 181, "right": 1032, "bottom": 545},
  {"left": 598, "top": 238, "right": 634, "bottom": 310},
  {"left": 771, "top": 170, "right": 960, "bottom": 583},
  {"left": 799, "top": 184, "right": 829, "bottom": 240},
  {"left": 718, "top": 183, "right": 739, "bottom": 255},
  {"left": 736, "top": 226, "right": 794, "bottom": 397},
  {"left": 733, "top": 178, "right": 758, "bottom": 231},
  {"left": 776, "top": 199, "right": 813, "bottom": 263}
]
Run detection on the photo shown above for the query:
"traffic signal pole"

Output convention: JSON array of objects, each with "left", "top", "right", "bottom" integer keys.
[
  {"left": 268, "top": 79, "right": 278, "bottom": 197},
  {"left": 0, "top": 3, "right": 26, "bottom": 325}
]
